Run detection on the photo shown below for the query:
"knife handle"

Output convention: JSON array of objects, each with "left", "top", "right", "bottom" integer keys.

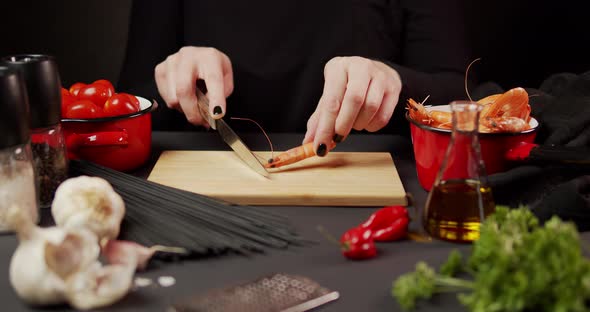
[{"left": 195, "top": 88, "right": 217, "bottom": 130}]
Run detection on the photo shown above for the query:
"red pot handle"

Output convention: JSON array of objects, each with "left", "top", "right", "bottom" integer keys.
[{"left": 66, "top": 130, "right": 129, "bottom": 150}]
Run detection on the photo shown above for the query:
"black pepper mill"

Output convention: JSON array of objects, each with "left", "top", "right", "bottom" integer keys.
[
  {"left": 2, "top": 55, "right": 68, "bottom": 208},
  {"left": 0, "top": 66, "right": 39, "bottom": 232}
]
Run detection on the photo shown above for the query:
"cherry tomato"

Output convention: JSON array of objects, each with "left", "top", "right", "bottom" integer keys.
[
  {"left": 61, "top": 92, "right": 77, "bottom": 117},
  {"left": 92, "top": 79, "right": 115, "bottom": 97},
  {"left": 120, "top": 92, "right": 141, "bottom": 108},
  {"left": 78, "top": 84, "right": 113, "bottom": 107},
  {"left": 61, "top": 87, "right": 70, "bottom": 97},
  {"left": 69, "top": 82, "right": 86, "bottom": 97},
  {"left": 64, "top": 99, "right": 103, "bottom": 119},
  {"left": 103, "top": 93, "right": 140, "bottom": 117}
]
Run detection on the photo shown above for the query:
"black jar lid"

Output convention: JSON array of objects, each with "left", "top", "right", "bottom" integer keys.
[
  {"left": 0, "top": 66, "right": 30, "bottom": 149},
  {"left": 1, "top": 54, "right": 62, "bottom": 129}
]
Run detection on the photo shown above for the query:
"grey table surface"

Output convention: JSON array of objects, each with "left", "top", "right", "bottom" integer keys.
[{"left": 1, "top": 131, "right": 587, "bottom": 312}]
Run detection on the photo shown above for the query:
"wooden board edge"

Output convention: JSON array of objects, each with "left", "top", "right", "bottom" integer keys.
[{"left": 211, "top": 194, "right": 408, "bottom": 207}]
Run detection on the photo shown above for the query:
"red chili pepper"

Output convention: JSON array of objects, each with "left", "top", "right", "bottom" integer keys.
[
  {"left": 372, "top": 215, "right": 409, "bottom": 241},
  {"left": 361, "top": 205, "right": 409, "bottom": 242},
  {"left": 340, "top": 226, "right": 377, "bottom": 260}
]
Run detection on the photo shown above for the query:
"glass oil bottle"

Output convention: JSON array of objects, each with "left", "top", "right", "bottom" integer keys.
[{"left": 422, "top": 101, "right": 495, "bottom": 243}]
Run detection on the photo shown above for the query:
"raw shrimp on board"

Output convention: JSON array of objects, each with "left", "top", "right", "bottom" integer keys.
[
  {"left": 231, "top": 117, "right": 338, "bottom": 170},
  {"left": 264, "top": 141, "right": 337, "bottom": 169}
]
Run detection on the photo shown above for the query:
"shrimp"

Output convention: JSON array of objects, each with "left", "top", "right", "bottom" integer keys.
[
  {"left": 480, "top": 87, "right": 530, "bottom": 121},
  {"left": 406, "top": 98, "right": 433, "bottom": 126},
  {"left": 430, "top": 111, "right": 452, "bottom": 129},
  {"left": 479, "top": 116, "right": 530, "bottom": 133},
  {"left": 477, "top": 94, "right": 501, "bottom": 106},
  {"left": 407, "top": 87, "right": 531, "bottom": 133},
  {"left": 406, "top": 98, "right": 452, "bottom": 128},
  {"left": 264, "top": 141, "right": 337, "bottom": 169}
]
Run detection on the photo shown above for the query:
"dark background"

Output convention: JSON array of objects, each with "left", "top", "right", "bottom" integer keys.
[{"left": 1, "top": 1, "right": 588, "bottom": 95}]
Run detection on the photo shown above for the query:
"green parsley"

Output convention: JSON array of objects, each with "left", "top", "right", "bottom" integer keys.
[{"left": 392, "top": 206, "right": 590, "bottom": 312}]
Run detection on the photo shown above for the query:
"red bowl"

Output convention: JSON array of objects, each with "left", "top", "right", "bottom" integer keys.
[
  {"left": 406, "top": 104, "right": 539, "bottom": 191},
  {"left": 61, "top": 96, "right": 157, "bottom": 172}
]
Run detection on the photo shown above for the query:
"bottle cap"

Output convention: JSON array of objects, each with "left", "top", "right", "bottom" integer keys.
[
  {"left": 1, "top": 54, "right": 62, "bottom": 129},
  {"left": 0, "top": 66, "right": 31, "bottom": 149}
]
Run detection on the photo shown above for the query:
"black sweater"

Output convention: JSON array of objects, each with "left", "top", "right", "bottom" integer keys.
[{"left": 117, "top": 0, "right": 473, "bottom": 135}]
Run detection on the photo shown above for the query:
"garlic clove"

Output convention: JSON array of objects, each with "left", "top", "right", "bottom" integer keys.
[
  {"left": 44, "top": 229, "right": 100, "bottom": 280},
  {"left": 51, "top": 176, "right": 125, "bottom": 241},
  {"left": 9, "top": 235, "right": 66, "bottom": 306},
  {"left": 64, "top": 261, "right": 135, "bottom": 311},
  {"left": 101, "top": 239, "right": 188, "bottom": 271}
]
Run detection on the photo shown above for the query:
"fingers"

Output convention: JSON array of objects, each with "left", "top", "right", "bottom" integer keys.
[
  {"left": 303, "top": 109, "right": 320, "bottom": 144},
  {"left": 155, "top": 55, "right": 178, "bottom": 109},
  {"left": 313, "top": 58, "right": 348, "bottom": 156},
  {"left": 306, "top": 57, "right": 402, "bottom": 154},
  {"left": 196, "top": 48, "right": 228, "bottom": 119},
  {"left": 220, "top": 53, "right": 234, "bottom": 98},
  {"left": 365, "top": 88, "right": 398, "bottom": 132},
  {"left": 364, "top": 66, "right": 401, "bottom": 132},
  {"left": 153, "top": 47, "right": 234, "bottom": 126},
  {"left": 335, "top": 61, "right": 371, "bottom": 139},
  {"left": 351, "top": 77, "right": 384, "bottom": 131},
  {"left": 176, "top": 53, "right": 203, "bottom": 125}
]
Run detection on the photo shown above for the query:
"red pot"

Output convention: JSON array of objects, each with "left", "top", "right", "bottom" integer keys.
[
  {"left": 407, "top": 104, "right": 539, "bottom": 191},
  {"left": 61, "top": 96, "right": 157, "bottom": 172}
]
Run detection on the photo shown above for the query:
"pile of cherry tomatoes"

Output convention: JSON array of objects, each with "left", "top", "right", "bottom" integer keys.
[{"left": 61, "top": 79, "right": 141, "bottom": 119}]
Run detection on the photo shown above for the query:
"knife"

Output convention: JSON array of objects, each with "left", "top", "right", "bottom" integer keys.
[{"left": 195, "top": 88, "right": 269, "bottom": 177}]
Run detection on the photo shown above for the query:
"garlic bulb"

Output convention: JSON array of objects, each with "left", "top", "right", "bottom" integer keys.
[
  {"left": 51, "top": 176, "right": 125, "bottom": 241},
  {"left": 6, "top": 203, "right": 136, "bottom": 310},
  {"left": 7, "top": 205, "right": 99, "bottom": 306},
  {"left": 65, "top": 261, "right": 136, "bottom": 311}
]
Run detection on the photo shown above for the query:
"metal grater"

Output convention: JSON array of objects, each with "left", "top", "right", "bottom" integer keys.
[{"left": 168, "top": 273, "right": 340, "bottom": 312}]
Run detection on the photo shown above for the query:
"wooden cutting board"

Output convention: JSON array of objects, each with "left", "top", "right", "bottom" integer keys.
[{"left": 147, "top": 150, "right": 407, "bottom": 207}]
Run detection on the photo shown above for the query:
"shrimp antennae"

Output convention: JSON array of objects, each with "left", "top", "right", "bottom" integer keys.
[
  {"left": 465, "top": 58, "right": 481, "bottom": 102},
  {"left": 230, "top": 117, "right": 274, "bottom": 160}
]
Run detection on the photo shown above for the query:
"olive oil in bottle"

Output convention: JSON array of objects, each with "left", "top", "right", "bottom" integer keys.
[
  {"left": 422, "top": 101, "right": 495, "bottom": 243},
  {"left": 424, "top": 179, "right": 495, "bottom": 243}
]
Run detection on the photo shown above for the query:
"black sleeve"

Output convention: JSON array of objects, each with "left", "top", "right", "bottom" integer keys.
[
  {"left": 117, "top": 0, "right": 200, "bottom": 130},
  {"left": 116, "top": 0, "right": 183, "bottom": 98},
  {"left": 378, "top": 0, "right": 474, "bottom": 136},
  {"left": 387, "top": 0, "right": 474, "bottom": 106}
]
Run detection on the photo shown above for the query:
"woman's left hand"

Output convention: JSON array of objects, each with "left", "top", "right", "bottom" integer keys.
[{"left": 303, "top": 56, "right": 402, "bottom": 157}]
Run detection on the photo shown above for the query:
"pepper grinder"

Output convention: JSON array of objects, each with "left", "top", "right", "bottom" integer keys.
[
  {"left": 2, "top": 54, "right": 68, "bottom": 208},
  {"left": 0, "top": 66, "right": 39, "bottom": 233}
]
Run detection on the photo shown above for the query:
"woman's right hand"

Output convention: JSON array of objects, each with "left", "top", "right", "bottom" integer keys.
[{"left": 154, "top": 47, "right": 234, "bottom": 127}]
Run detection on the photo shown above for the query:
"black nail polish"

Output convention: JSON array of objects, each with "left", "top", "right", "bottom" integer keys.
[
  {"left": 213, "top": 106, "right": 222, "bottom": 115},
  {"left": 316, "top": 143, "right": 327, "bottom": 157},
  {"left": 268, "top": 158, "right": 274, "bottom": 164},
  {"left": 333, "top": 134, "right": 344, "bottom": 143}
]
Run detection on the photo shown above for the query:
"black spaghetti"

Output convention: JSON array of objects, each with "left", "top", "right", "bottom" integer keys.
[{"left": 68, "top": 160, "right": 308, "bottom": 259}]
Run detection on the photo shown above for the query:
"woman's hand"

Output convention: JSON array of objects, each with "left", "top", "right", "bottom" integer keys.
[
  {"left": 154, "top": 47, "right": 234, "bottom": 127},
  {"left": 303, "top": 56, "right": 402, "bottom": 156}
]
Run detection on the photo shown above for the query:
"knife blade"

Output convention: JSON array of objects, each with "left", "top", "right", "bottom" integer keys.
[{"left": 195, "top": 88, "right": 269, "bottom": 177}]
